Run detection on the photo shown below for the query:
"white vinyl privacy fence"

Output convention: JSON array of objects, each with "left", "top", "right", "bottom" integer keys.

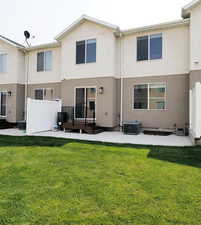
[
  {"left": 189, "top": 82, "right": 201, "bottom": 139},
  {"left": 26, "top": 98, "right": 61, "bottom": 134}
]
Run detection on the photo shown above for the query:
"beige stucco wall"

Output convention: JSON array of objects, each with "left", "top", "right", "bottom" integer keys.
[
  {"left": 60, "top": 21, "right": 117, "bottom": 79},
  {"left": 61, "top": 77, "right": 119, "bottom": 127},
  {"left": 16, "top": 84, "right": 25, "bottom": 121},
  {"left": 27, "top": 47, "right": 61, "bottom": 84},
  {"left": 0, "top": 40, "right": 25, "bottom": 84},
  {"left": 122, "top": 25, "right": 189, "bottom": 77},
  {"left": 27, "top": 82, "right": 61, "bottom": 99},
  {"left": 0, "top": 84, "right": 25, "bottom": 122},
  {"left": 122, "top": 74, "right": 189, "bottom": 129},
  {"left": 190, "top": 4, "right": 201, "bottom": 71}
]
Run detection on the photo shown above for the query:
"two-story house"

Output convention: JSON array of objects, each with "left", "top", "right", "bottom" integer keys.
[
  {"left": 0, "top": 35, "right": 25, "bottom": 122},
  {"left": 0, "top": 0, "right": 201, "bottom": 132}
]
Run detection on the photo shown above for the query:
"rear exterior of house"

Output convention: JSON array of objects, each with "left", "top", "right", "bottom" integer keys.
[
  {"left": 1, "top": 0, "right": 201, "bottom": 138},
  {"left": 0, "top": 36, "right": 25, "bottom": 123}
]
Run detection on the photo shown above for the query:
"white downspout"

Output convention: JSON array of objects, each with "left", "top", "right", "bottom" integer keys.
[
  {"left": 120, "top": 77, "right": 123, "bottom": 129},
  {"left": 24, "top": 51, "right": 29, "bottom": 121},
  {"left": 120, "top": 32, "right": 123, "bottom": 130}
]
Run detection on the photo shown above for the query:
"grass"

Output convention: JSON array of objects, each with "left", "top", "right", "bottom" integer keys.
[{"left": 0, "top": 135, "right": 201, "bottom": 225}]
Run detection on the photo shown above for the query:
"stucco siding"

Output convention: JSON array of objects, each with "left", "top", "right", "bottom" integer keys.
[
  {"left": 61, "top": 77, "right": 119, "bottom": 127},
  {"left": 16, "top": 84, "right": 25, "bottom": 121},
  {"left": 122, "top": 74, "right": 189, "bottom": 129},
  {"left": 60, "top": 21, "right": 117, "bottom": 79},
  {"left": 0, "top": 40, "right": 25, "bottom": 84},
  {"left": 27, "top": 82, "right": 61, "bottom": 99},
  {"left": 190, "top": 4, "right": 201, "bottom": 71},
  {"left": 27, "top": 47, "right": 61, "bottom": 84},
  {"left": 122, "top": 25, "right": 189, "bottom": 77},
  {"left": 0, "top": 84, "right": 25, "bottom": 122}
]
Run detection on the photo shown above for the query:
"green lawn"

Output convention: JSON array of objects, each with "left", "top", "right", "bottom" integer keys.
[{"left": 0, "top": 135, "right": 201, "bottom": 225}]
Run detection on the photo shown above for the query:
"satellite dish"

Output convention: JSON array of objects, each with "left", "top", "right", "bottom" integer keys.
[{"left": 24, "top": 30, "right": 30, "bottom": 39}]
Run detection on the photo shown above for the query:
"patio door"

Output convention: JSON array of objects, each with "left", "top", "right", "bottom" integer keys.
[
  {"left": 0, "top": 92, "right": 7, "bottom": 117},
  {"left": 75, "top": 87, "right": 96, "bottom": 119}
]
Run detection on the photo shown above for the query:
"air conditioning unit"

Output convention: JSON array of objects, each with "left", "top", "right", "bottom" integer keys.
[{"left": 123, "top": 120, "right": 141, "bottom": 135}]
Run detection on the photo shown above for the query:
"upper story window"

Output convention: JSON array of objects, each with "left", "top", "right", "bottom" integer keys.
[
  {"left": 76, "top": 39, "right": 96, "bottom": 64},
  {"left": 37, "top": 51, "right": 52, "bottom": 72},
  {"left": 0, "top": 53, "right": 7, "bottom": 73},
  {"left": 137, "top": 33, "right": 162, "bottom": 61},
  {"left": 133, "top": 83, "right": 166, "bottom": 110}
]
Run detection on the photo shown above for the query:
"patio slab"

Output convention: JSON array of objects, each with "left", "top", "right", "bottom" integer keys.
[{"left": 0, "top": 128, "right": 193, "bottom": 146}]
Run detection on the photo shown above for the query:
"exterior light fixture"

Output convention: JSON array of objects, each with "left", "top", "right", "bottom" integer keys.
[
  {"left": 99, "top": 87, "right": 104, "bottom": 94},
  {"left": 7, "top": 91, "right": 12, "bottom": 97}
]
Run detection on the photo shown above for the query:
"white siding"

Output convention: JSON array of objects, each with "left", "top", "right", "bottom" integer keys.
[
  {"left": 0, "top": 39, "right": 25, "bottom": 84},
  {"left": 190, "top": 3, "right": 201, "bottom": 71},
  {"left": 121, "top": 25, "right": 189, "bottom": 77},
  {"left": 60, "top": 21, "right": 117, "bottom": 79},
  {"left": 28, "top": 47, "right": 61, "bottom": 84}
]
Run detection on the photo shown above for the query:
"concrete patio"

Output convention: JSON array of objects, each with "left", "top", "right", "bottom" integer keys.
[{"left": 0, "top": 128, "right": 193, "bottom": 146}]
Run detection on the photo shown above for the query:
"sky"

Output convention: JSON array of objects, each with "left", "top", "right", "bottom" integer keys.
[{"left": 0, "top": 0, "right": 191, "bottom": 46}]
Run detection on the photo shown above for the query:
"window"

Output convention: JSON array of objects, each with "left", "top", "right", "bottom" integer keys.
[
  {"left": 0, "top": 54, "right": 7, "bottom": 73},
  {"left": 137, "top": 33, "right": 162, "bottom": 61},
  {"left": 76, "top": 39, "right": 96, "bottom": 64},
  {"left": 37, "top": 51, "right": 52, "bottom": 72},
  {"left": 35, "top": 89, "right": 44, "bottom": 100},
  {"left": 137, "top": 36, "right": 148, "bottom": 61},
  {"left": 35, "top": 88, "right": 54, "bottom": 100},
  {"left": 134, "top": 83, "right": 165, "bottom": 110},
  {"left": 150, "top": 34, "right": 162, "bottom": 60}
]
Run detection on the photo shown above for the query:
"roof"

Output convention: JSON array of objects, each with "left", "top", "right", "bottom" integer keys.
[
  {"left": 55, "top": 14, "right": 119, "bottom": 41},
  {"left": 120, "top": 19, "right": 190, "bottom": 36},
  {"left": 27, "top": 41, "right": 60, "bottom": 51},
  {"left": 182, "top": 0, "right": 201, "bottom": 18},
  {"left": 0, "top": 35, "right": 25, "bottom": 49}
]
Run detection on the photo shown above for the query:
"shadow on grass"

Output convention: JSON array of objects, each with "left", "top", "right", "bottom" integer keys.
[
  {"left": 147, "top": 146, "right": 201, "bottom": 168},
  {"left": 0, "top": 135, "right": 68, "bottom": 147},
  {"left": 0, "top": 135, "right": 201, "bottom": 168}
]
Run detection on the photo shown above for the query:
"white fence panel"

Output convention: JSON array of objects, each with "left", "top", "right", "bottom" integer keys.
[
  {"left": 190, "top": 82, "right": 201, "bottom": 139},
  {"left": 26, "top": 98, "right": 61, "bottom": 134}
]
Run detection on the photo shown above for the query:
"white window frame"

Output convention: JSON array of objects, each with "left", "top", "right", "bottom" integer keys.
[
  {"left": 75, "top": 38, "right": 96, "bottom": 64},
  {"left": 37, "top": 50, "right": 52, "bottom": 72},
  {"left": 0, "top": 92, "right": 7, "bottom": 117},
  {"left": 74, "top": 86, "right": 97, "bottom": 120},
  {"left": 133, "top": 82, "right": 166, "bottom": 111},
  {"left": 136, "top": 33, "right": 163, "bottom": 61}
]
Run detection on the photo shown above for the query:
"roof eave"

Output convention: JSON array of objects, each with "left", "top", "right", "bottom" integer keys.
[
  {"left": 55, "top": 15, "right": 119, "bottom": 41},
  {"left": 0, "top": 35, "right": 25, "bottom": 49},
  {"left": 182, "top": 0, "right": 201, "bottom": 18},
  {"left": 121, "top": 19, "right": 190, "bottom": 36},
  {"left": 27, "top": 42, "right": 61, "bottom": 51}
]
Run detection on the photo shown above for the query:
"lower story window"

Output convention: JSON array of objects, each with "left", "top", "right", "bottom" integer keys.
[
  {"left": 35, "top": 89, "right": 44, "bottom": 100},
  {"left": 134, "top": 83, "right": 166, "bottom": 110},
  {"left": 35, "top": 88, "right": 54, "bottom": 100}
]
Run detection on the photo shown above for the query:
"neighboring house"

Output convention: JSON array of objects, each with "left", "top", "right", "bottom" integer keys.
[
  {"left": 0, "top": 35, "right": 25, "bottom": 122},
  {"left": 0, "top": 0, "right": 201, "bottom": 132}
]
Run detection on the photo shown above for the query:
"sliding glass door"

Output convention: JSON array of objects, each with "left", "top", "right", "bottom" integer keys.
[
  {"left": 0, "top": 92, "right": 7, "bottom": 117},
  {"left": 75, "top": 87, "right": 96, "bottom": 119}
]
